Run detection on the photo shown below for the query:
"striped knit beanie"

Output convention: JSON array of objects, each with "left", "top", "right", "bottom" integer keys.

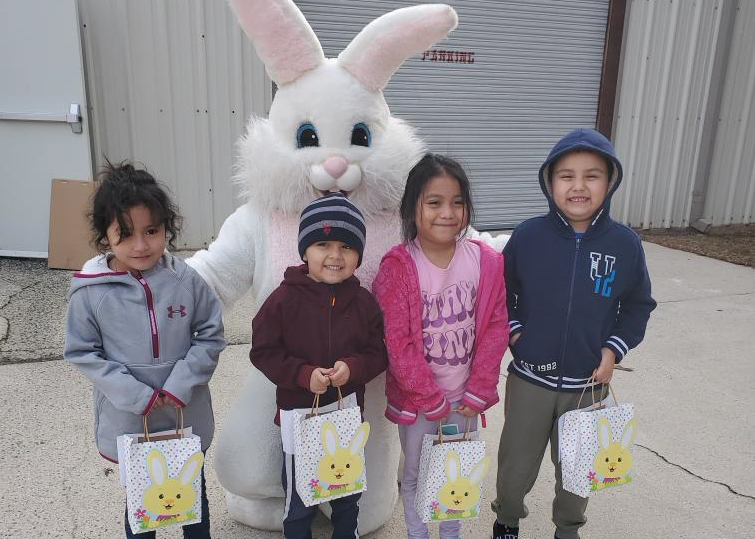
[{"left": 298, "top": 193, "right": 367, "bottom": 266}]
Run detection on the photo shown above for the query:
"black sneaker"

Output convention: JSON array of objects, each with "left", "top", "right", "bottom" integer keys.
[{"left": 492, "top": 521, "right": 519, "bottom": 539}]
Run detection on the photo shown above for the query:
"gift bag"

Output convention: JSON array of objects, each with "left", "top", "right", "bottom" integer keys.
[
  {"left": 415, "top": 423, "right": 490, "bottom": 523},
  {"left": 123, "top": 409, "right": 203, "bottom": 534},
  {"left": 559, "top": 384, "right": 637, "bottom": 498},
  {"left": 293, "top": 391, "right": 370, "bottom": 507}
]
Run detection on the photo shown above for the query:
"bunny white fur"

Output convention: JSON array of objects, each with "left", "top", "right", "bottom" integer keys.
[{"left": 187, "top": 0, "right": 508, "bottom": 532}]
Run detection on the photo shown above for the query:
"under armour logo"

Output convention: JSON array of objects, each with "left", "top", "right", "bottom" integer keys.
[
  {"left": 167, "top": 305, "right": 187, "bottom": 318},
  {"left": 322, "top": 222, "right": 332, "bottom": 235}
]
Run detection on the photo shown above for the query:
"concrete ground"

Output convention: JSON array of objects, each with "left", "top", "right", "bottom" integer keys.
[{"left": 1, "top": 241, "right": 754, "bottom": 538}]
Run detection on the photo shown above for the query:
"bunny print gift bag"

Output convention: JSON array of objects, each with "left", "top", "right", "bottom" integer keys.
[
  {"left": 414, "top": 431, "right": 490, "bottom": 524},
  {"left": 558, "top": 399, "right": 637, "bottom": 498},
  {"left": 293, "top": 400, "right": 370, "bottom": 507},
  {"left": 123, "top": 429, "right": 203, "bottom": 534}
]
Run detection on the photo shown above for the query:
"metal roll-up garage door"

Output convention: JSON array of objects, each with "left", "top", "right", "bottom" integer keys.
[{"left": 297, "top": 0, "right": 609, "bottom": 229}]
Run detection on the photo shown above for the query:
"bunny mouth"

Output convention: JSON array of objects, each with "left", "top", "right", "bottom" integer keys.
[
  {"left": 163, "top": 504, "right": 174, "bottom": 510},
  {"left": 453, "top": 500, "right": 461, "bottom": 506},
  {"left": 609, "top": 467, "right": 616, "bottom": 473},
  {"left": 334, "top": 473, "right": 344, "bottom": 479}
]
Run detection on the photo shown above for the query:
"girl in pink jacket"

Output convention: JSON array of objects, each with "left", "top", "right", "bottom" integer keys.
[{"left": 373, "top": 154, "right": 509, "bottom": 539}]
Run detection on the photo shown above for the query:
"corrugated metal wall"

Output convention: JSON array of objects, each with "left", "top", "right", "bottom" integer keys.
[
  {"left": 77, "top": 0, "right": 271, "bottom": 249},
  {"left": 703, "top": 0, "right": 755, "bottom": 225},
  {"left": 613, "top": 0, "right": 755, "bottom": 229},
  {"left": 298, "top": 0, "right": 609, "bottom": 229},
  {"left": 612, "top": 0, "right": 724, "bottom": 229}
]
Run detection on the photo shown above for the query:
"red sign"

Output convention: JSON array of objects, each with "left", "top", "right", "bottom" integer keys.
[{"left": 421, "top": 49, "right": 475, "bottom": 64}]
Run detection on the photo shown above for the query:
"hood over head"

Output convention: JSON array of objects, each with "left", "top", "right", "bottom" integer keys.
[{"left": 538, "top": 128, "right": 623, "bottom": 228}]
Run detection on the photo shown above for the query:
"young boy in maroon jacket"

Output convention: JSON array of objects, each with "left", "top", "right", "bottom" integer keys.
[{"left": 250, "top": 192, "right": 388, "bottom": 539}]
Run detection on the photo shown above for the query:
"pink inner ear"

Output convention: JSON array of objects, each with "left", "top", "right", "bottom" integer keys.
[{"left": 230, "top": 0, "right": 324, "bottom": 85}]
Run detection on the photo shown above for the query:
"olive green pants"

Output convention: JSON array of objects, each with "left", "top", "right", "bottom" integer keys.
[{"left": 491, "top": 373, "right": 607, "bottom": 539}]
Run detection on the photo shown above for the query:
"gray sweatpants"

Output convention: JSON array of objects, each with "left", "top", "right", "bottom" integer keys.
[{"left": 491, "top": 374, "right": 607, "bottom": 539}]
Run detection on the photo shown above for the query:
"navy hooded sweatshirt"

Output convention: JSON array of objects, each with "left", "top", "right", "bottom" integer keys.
[{"left": 504, "top": 128, "right": 656, "bottom": 391}]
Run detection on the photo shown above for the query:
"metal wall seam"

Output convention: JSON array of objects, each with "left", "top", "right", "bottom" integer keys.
[
  {"left": 640, "top": 0, "right": 678, "bottom": 229},
  {"left": 683, "top": 0, "right": 725, "bottom": 228},
  {"left": 663, "top": 0, "right": 703, "bottom": 227}
]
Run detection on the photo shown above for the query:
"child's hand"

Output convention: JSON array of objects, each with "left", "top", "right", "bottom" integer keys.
[
  {"left": 310, "top": 368, "right": 332, "bottom": 394},
  {"left": 455, "top": 405, "right": 477, "bottom": 418},
  {"left": 162, "top": 393, "right": 183, "bottom": 408},
  {"left": 509, "top": 333, "right": 522, "bottom": 346},
  {"left": 329, "top": 360, "right": 351, "bottom": 387},
  {"left": 593, "top": 347, "right": 616, "bottom": 384},
  {"left": 151, "top": 395, "right": 167, "bottom": 411}
]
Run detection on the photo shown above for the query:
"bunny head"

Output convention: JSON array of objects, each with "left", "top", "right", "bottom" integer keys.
[
  {"left": 436, "top": 451, "right": 489, "bottom": 512},
  {"left": 593, "top": 418, "right": 637, "bottom": 479},
  {"left": 228, "top": 0, "right": 458, "bottom": 216},
  {"left": 316, "top": 421, "right": 370, "bottom": 486},
  {"left": 142, "top": 450, "right": 203, "bottom": 517}
]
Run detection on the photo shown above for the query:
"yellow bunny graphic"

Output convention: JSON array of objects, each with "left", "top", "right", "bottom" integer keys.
[
  {"left": 139, "top": 450, "right": 203, "bottom": 529},
  {"left": 435, "top": 451, "right": 489, "bottom": 520},
  {"left": 313, "top": 421, "right": 370, "bottom": 498},
  {"left": 591, "top": 418, "right": 637, "bottom": 491}
]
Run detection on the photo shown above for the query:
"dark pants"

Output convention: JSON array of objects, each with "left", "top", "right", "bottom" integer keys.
[
  {"left": 125, "top": 463, "right": 210, "bottom": 539},
  {"left": 282, "top": 453, "right": 361, "bottom": 539}
]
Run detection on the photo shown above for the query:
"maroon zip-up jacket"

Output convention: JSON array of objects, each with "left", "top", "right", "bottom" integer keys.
[{"left": 251, "top": 265, "right": 388, "bottom": 425}]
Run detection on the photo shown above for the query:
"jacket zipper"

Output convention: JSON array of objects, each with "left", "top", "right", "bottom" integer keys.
[
  {"left": 557, "top": 236, "right": 580, "bottom": 389},
  {"left": 328, "top": 286, "right": 335, "bottom": 364},
  {"left": 134, "top": 274, "right": 160, "bottom": 360}
]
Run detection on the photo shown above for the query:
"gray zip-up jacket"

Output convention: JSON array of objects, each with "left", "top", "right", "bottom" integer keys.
[{"left": 64, "top": 252, "right": 225, "bottom": 461}]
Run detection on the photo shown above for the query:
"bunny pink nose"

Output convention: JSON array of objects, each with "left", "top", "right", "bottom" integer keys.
[{"left": 322, "top": 156, "right": 349, "bottom": 179}]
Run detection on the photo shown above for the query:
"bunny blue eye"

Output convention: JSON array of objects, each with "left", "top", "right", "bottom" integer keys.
[
  {"left": 297, "top": 123, "right": 319, "bottom": 148},
  {"left": 351, "top": 123, "right": 371, "bottom": 147}
]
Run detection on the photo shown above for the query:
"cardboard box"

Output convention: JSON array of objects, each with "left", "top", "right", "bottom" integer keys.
[{"left": 47, "top": 179, "right": 97, "bottom": 270}]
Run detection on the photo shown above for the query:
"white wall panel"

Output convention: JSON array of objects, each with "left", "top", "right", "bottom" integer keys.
[
  {"left": 612, "top": 0, "right": 723, "bottom": 228},
  {"left": 77, "top": 0, "right": 271, "bottom": 248},
  {"left": 703, "top": 0, "right": 755, "bottom": 225}
]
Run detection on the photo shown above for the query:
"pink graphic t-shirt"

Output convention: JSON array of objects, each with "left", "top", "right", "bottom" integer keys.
[{"left": 408, "top": 238, "right": 480, "bottom": 401}]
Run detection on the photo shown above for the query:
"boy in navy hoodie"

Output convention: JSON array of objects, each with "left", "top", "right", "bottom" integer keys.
[{"left": 491, "top": 129, "right": 656, "bottom": 539}]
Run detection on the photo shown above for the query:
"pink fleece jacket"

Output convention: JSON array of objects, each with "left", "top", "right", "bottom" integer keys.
[{"left": 372, "top": 240, "right": 509, "bottom": 425}]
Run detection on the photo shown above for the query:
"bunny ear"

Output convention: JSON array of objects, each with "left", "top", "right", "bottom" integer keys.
[
  {"left": 177, "top": 452, "right": 204, "bottom": 486},
  {"left": 467, "top": 457, "right": 490, "bottom": 486},
  {"left": 228, "top": 0, "right": 325, "bottom": 86},
  {"left": 349, "top": 422, "right": 371, "bottom": 456},
  {"left": 620, "top": 419, "right": 637, "bottom": 449},
  {"left": 445, "top": 451, "right": 459, "bottom": 482},
  {"left": 146, "top": 450, "right": 168, "bottom": 486},
  {"left": 321, "top": 422, "right": 338, "bottom": 456},
  {"left": 337, "top": 4, "right": 458, "bottom": 92},
  {"left": 596, "top": 418, "right": 611, "bottom": 449}
]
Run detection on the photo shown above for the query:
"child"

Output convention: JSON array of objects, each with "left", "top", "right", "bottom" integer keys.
[
  {"left": 64, "top": 162, "right": 225, "bottom": 539},
  {"left": 372, "top": 154, "right": 509, "bottom": 539},
  {"left": 250, "top": 192, "right": 388, "bottom": 539},
  {"left": 491, "top": 128, "right": 656, "bottom": 539}
]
